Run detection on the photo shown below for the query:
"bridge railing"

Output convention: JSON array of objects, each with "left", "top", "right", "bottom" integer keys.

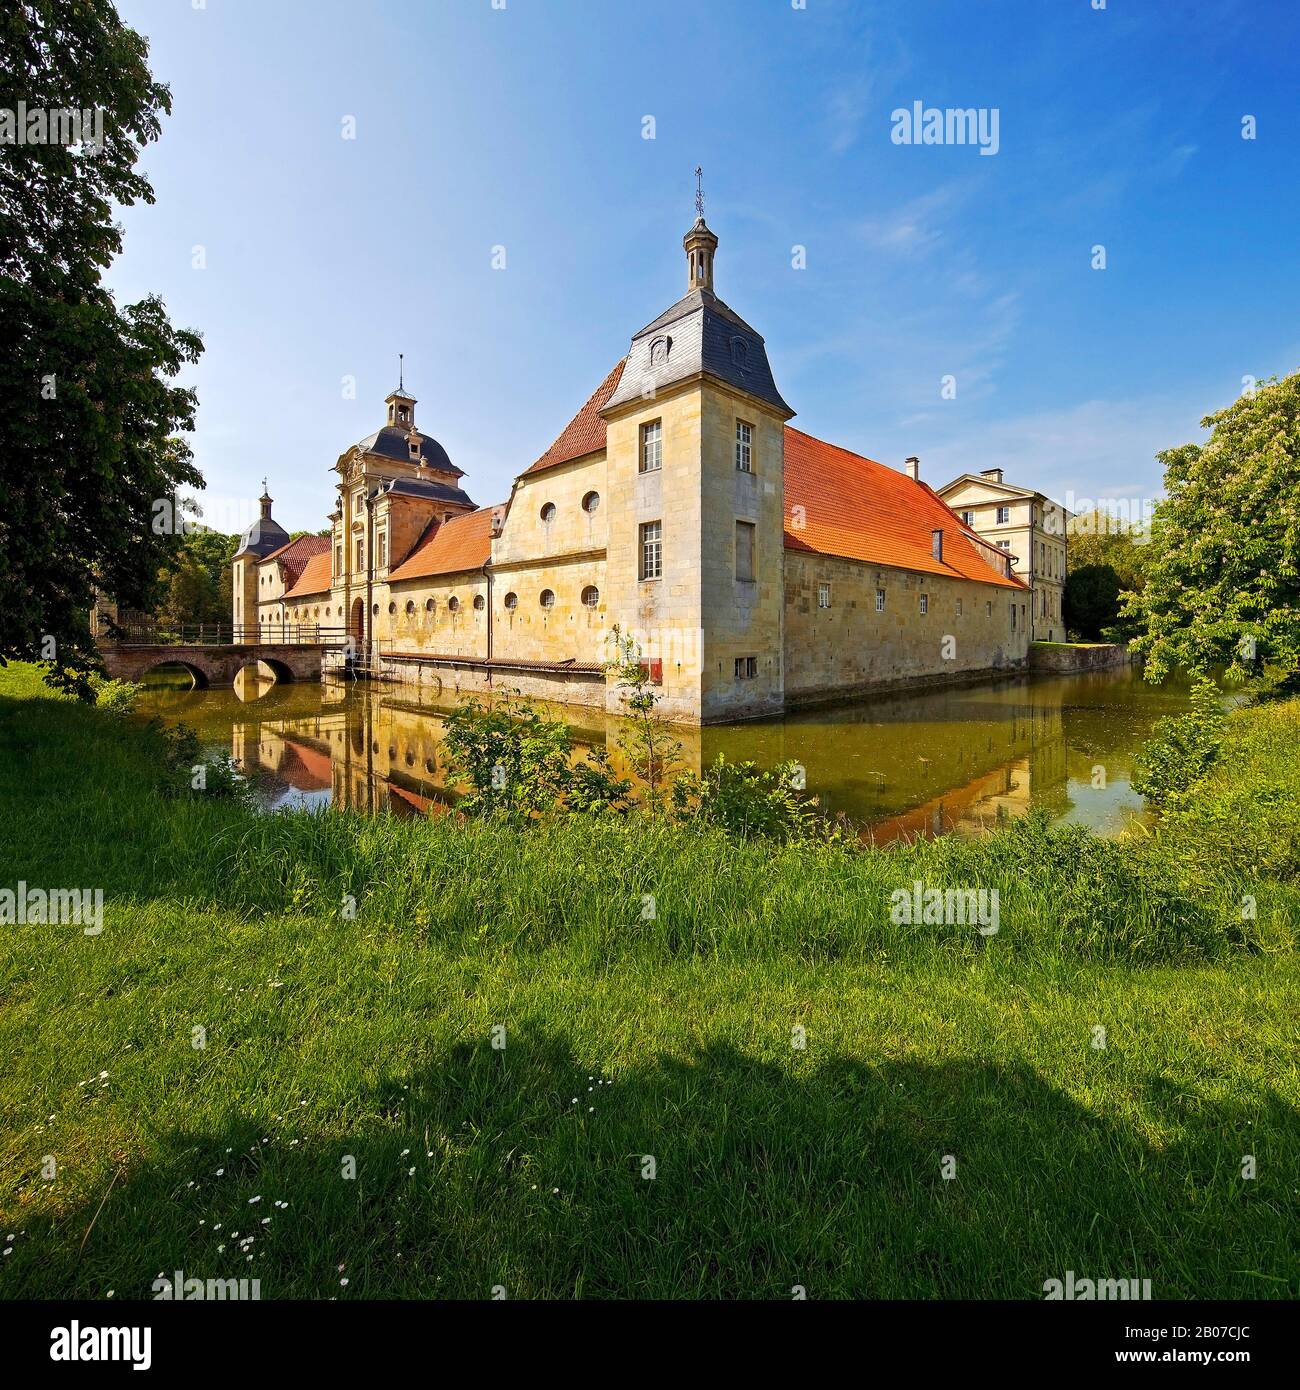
[{"left": 105, "top": 622, "right": 353, "bottom": 647}]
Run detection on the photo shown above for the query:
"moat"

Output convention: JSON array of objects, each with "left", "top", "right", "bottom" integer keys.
[{"left": 136, "top": 665, "right": 1197, "bottom": 840}]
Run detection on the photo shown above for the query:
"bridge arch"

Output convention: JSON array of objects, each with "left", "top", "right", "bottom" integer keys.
[
  {"left": 139, "top": 659, "right": 209, "bottom": 690},
  {"left": 237, "top": 656, "right": 295, "bottom": 684}
]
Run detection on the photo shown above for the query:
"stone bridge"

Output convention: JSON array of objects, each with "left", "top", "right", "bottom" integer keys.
[{"left": 99, "top": 642, "right": 326, "bottom": 688}]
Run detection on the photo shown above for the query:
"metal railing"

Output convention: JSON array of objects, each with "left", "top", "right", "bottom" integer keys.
[{"left": 104, "top": 622, "right": 353, "bottom": 647}]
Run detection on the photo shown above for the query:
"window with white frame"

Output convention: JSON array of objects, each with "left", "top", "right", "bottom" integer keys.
[
  {"left": 735, "top": 420, "right": 753, "bottom": 472},
  {"left": 875, "top": 588, "right": 885, "bottom": 612},
  {"left": 920, "top": 593, "right": 929, "bottom": 614},
  {"left": 817, "top": 581, "right": 831, "bottom": 609},
  {"left": 640, "top": 420, "right": 662, "bottom": 473},
  {"left": 996, "top": 505, "right": 1010, "bottom": 524},
  {"left": 639, "top": 520, "right": 662, "bottom": 580}
]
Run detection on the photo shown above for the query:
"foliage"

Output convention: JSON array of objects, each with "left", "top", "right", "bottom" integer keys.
[
  {"left": 1063, "top": 564, "right": 1123, "bottom": 640},
  {"left": 1131, "top": 678, "right": 1226, "bottom": 813},
  {"left": 87, "top": 673, "right": 141, "bottom": 716},
  {"left": 441, "top": 691, "right": 631, "bottom": 819},
  {"left": 0, "top": 0, "right": 204, "bottom": 695},
  {"left": 1124, "top": 371, "right": 1300, "bottom": 680},
  {"left": 154, "top": 526, "right": 239, "bottom": 629},
  {"left": 671, "top": 754, "right": 839, "bottom": 843},
  {"left": 605, "top": 627, "right": 683, "bottom": 809}
]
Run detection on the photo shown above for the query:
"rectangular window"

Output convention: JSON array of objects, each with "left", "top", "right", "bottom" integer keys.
[
  {"left": 640, "top": 419, "right": 662, "bottom": 473},
  {"left": 1010, "top": 603, "right": 1017, "bottom": 631},
  {"left": 735, "top": 420, "right": 753, "bottom": 472},
  {"left": 817, "top": 581, "right": 831, "bottom": 609},
  {"left": 734, "top": 656, "right": 758, "bottom": 680},
  {"left": 960, "top": 510, "right": 974, "bottom": 526},
  {"left": 987, "top": 600, "right": 992, "bottom": 616},
  {"left": 639, "top": 520, "right": 662, "bottom": 580},
  {"left": 997, "top": 539, "right": 1011, "bottom": 550},
  {"left": 931, "top": 529, "right": 943, "bottom": 561},
  {"left": 735, "top": 520, "right": 756, "bottom": 581},
  {"left": 996, "top": 505, "right": 1010, "bottom": 524},
  {"left": 875, "top": 588, "right": 885, "bottom": 611},
  {"left": 354, "top": 492, "right": 364, "bottom": 515},
  {"left": 920, "top": 594, "right": 929, "bottom": 615},
  {"left": 956, "top": 598, "right": 963, "bottom": 616},
  {"left": 355, "top": 539, "right": 364, "bottom": 571},
  {"left": 335, "top": 544, "right": 342, "bottom": 577},
  {"left": 378, "top": 532, "right": 387, "bottom": 568}
]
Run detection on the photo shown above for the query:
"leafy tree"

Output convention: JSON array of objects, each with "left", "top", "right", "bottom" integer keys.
[
  {"left": 0, "top": 0, "right": 203, "bottom": 693},
  {"left": 1067, "top": 509, "right": 1148, "bottom": 590},
  {"left": 1131, "top": 678, "right": 1226, "bottom": 812},
  {"left": 1063, "top": 564, "right": 1123, "bottom": 640},
  {"left": 1125, "top": 372, "right": 1300, "bottom": 680},
  {"left": 605, "top": 628, "right": 683, "bottom": 810},
  {"left": 155, "top": 527, "right": 238, "bottom": 629}
]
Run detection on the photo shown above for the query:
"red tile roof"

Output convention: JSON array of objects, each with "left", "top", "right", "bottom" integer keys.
[
  {"left": 388, "top": 507, "right": 495, "bottom": 582},
  {"left": 783, "top": 427, "right": 1025, "bottom": 588},
  {"left": 283, "top": 550, "right": 333, "bottom": 599},
  {"left": 262, "top": 533, "right": 330, "bottom": 589},
  {"left": 522, "top": 359, "right": 626, "bottom": 477}
]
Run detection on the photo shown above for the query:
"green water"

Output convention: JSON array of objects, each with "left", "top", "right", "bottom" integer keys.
[{"left": 136, "top": 663, "right": 1197, "bottom": 839}]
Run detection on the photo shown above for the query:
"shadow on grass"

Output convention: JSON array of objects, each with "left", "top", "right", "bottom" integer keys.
[{"left": 5, "top": 1029, "right": 1297, "bottom": 1300}]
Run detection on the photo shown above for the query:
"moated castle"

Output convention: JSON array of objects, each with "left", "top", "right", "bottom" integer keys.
[{"left": 234, "top": 215, "right": 1043, "bottom": 724}]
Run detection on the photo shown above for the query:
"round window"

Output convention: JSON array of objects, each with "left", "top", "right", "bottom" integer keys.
[
  {"left": 371, "top": 604, "right": 379, "bottom": 616},
  {"left": 425, "top": 598, "right": 435, "bottom": 612},
  {"left": 503, "top": 592, "right": 518, "bottom": 610},
  {"left": 540, "top": 589, "right": 555, "bottom": 609},
  {"left": 388, "top": 601, "right": 396, "bottom": 615},
  {"left": 581, "top": 585, "right": 599, "bottom": 607},
  {"left": 582, "top": 491, "right": 600, "bottom": 514},
  {"left": 448, "top": 596, "right": 460, "bottom": 612},
  {"left": 405, "top": 600, "right": 415, "bottom": 615},
  {"left": 473, "top": 594, "right": 485, "bottom": 611},
  {"left": 540, "top": 503, "right": 556, "bottom": 523}
]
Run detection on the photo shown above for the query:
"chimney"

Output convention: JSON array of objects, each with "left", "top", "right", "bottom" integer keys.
[
  {"left": 490, "top": 505, "right": 506, "bottom": 538},
  {"left": 981, "top": 467, "right": 1003, "bottom": 484},
  {"left": 904, "top": 456, "right": 920, "bottom": 482}
]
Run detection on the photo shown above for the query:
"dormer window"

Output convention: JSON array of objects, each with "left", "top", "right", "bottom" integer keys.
[{"left": 409, "top": 440, "right": 420, "bottom": 458}]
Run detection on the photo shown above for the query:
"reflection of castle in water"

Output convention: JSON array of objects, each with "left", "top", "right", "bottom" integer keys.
[{"left": 223, "top": 668, "right": 1153, "bottom": 838}]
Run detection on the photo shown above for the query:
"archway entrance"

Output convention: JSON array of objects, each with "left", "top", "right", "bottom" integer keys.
[{"left": 350, "top": 597, "right": 365, "bottom": 646}]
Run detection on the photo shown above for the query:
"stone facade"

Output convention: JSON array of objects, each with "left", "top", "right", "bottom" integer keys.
[
  {"left": 237, "top": 217, "right": 1034, "bottom": 724},
  {"left": 936, "top": 469, "right": 1069, "bottom": 642}
]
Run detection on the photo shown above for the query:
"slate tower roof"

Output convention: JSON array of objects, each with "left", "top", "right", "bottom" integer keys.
[{"left": 604, "top": 218, "right": 792, "bottom": 418}]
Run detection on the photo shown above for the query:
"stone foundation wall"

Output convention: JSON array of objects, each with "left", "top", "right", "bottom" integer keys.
[{"left": 1028, "top": 641, "right": 1134, "bottom": 673}]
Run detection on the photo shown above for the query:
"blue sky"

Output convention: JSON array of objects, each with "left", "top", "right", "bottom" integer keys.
[{"left": 107, "top": 0, "right": 1300, "bottom": 536}]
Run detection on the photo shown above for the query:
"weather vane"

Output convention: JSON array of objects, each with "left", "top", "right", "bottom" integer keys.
[{"left": 695, "top": 166, "right": 704, "bottom": 217}]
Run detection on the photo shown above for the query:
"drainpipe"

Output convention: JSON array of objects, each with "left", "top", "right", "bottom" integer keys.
[
  {"left": 484, "top": 562, "right": 493, "bottom": 664},
  {"left": 365, "top": 490, "right": 374, "bottom": 668}
]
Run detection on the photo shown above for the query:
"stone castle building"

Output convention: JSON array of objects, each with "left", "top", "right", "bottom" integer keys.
[{"left": 234, "top": 216, "right": 1031, "bottom": 724}]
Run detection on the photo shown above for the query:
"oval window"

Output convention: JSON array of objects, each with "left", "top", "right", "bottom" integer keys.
[
  {"left": 582, "top": 491, "right": 600, "bottom": 514},
  {"left": 425, "top": 598, "right": 435, "bottom": 612},
  {"left": 387, "top": 601, "right": 396, "bottom": 615},
  {"left": 503, "top": 592, "right": 518, "bottom": 610},
  {"left": 448, "top": 596, "right": 460, "bottom": 612},
  {"left": 581, "top": 585, "right": 599, "bottom": 608},
  {"left": 539, "top": 589, "right": 556, "bottom": 609},
  {"left": 540, "top": 502, "right": 556, "bottom": 523},
  {"left": 371, "top": 603, "right": 379, "bottom": 616},
  {"left": 405, "top": 600, "right": 415, "bottom": 615},
  {"left": 473, "top": 594, "right": 485, "bottom": 611}
]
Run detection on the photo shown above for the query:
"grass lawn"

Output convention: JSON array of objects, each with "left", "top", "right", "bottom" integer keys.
[{"left": 0, "top": 662, "right": 1296, "bottom": 1299}]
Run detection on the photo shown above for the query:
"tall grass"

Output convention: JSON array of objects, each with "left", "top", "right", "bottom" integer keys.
[{"left": 1, "top": 663, "right": 1297, "bottom": 1300}]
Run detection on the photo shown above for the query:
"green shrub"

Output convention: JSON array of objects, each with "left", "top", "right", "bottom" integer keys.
[
  {"left": 1132, "top": 678, "right": 1225, "bottom": 811},
  {"left": 87, "top": 674, "right": 142, "bottom": 716},
  {"left": 671, "top": 754, "right": 839, "bottom": 843}
]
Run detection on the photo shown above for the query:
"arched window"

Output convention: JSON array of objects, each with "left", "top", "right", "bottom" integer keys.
[
  {"left": 581, "top": 585, "right": 599, "bottom": 608},
  {"left": 387, "top": 601, "right": 396, "bottom": 615},
  {"left": 540, "top": 502, "right": 556, "bottom": 523},
  {"left": 405, "top": 600, "right": 415, "bottom": 615},
  {"left": 582, "top": 491, "right": 600, "bottom": 514},
  {"left": 448, "top": 596, "right": 460, "bottom": 612},
  {"left": 371, "top": 603, "right": 379, "bottom": 616},
  {"left": 473, "top": 594, "right": 485, "bottom": 611},
  {"left": 503, "top": 592, "right": 518, "bottom": 610},
  {"left": 425, "top": 598, "right": 435, "bottom": 613},
  {"left": 539, "top": 589, "right": 555, "bottom": 609}
]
